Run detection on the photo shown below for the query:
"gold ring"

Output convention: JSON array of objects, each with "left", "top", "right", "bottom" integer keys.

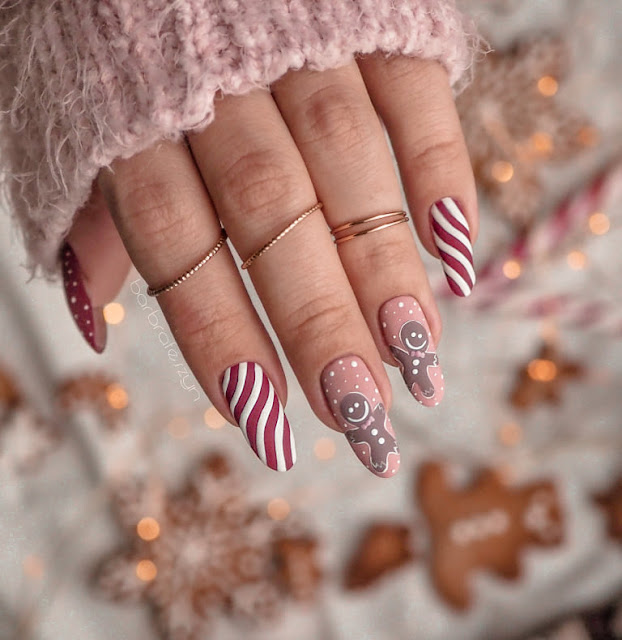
[
  {"left": 330, "top": 210, "right": 409, "bottom": 245},
  {"left": 146, "top": 229, "right": 228, "bottom": 297},
  {"left": 241, "top": 202, "right": 323, "bottom": 270}
]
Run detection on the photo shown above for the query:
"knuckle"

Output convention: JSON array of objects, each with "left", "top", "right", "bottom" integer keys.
[
  {"left": 288, "top": 294, "right": 355, "bottom": 348},
  {"left": 406, "top": 136, "right": 464, "bottom": 174},
  {"left": 175, "top": 301, "right": 244, "bottom": 352},
  {"left": 219, "top": 148, "right": 302, "bottom": 218},
  {"left": 301, "top": 84, "right": 374, "bottom": 152},
  {"left": 357, "top": 235, "right": 414, "bottom": 274},
  {"left": 121, "top": 179, "right": 194, "bottom": 250}
]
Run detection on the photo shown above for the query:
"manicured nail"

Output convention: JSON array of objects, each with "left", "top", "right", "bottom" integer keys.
[
  {"left": 430, "top": 198, "right": 476, "bottom": 297},
  {"left": 222, "top": 362, "right": 296, "bottom": 472},
  {"left": 321, "top": 357, "right": 400, "bottom": 478},
  {"left": 60, "top": 243, "right": 107, "bottom": 353},
  {"left": 380, "top": 296, "right": 444, "bottom": 407}
]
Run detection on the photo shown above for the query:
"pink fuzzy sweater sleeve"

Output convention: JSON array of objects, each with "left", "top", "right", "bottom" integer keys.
[{"left": 0, "top": 0, "right": 480, "bottom": 279}]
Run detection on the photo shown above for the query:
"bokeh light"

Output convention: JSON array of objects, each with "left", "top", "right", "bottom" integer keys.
[
  {"left": 267, "top": 498, "right": 291, "bottom": 521},
  {"left": 103, "top": 302, "right": 125, "bottom": 325},
  {"left": 204, "top": 406, "right": 227, "bottom": 430},
  {"left": 106, "top": 383, "right": 129, "bottom": 409},
  {"left": 136, "top": 559, "right": 157, "bottom": 582},
  {"left": 137, "top": 517, "right": 161, "bottom": 541},
  {"left": 491, "top": 161, "right": 514, "bottom": 183},
  {"left": 527, "top": 359, "right": 558, "bottom": 382}
]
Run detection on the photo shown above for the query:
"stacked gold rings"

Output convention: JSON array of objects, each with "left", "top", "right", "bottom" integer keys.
[{"left": 330, "top": 210, "right": 409, "bottom": 244}]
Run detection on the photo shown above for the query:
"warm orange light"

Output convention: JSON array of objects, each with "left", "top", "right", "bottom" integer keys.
[
  {"left": 106, "top": 383, "right": 129, "bottom": 409},
  {"left": 23, "top": 555, "right": 45, "bottom": 579},
  {"left": 203, "top": 406, "right": 227, "bottom": 430},
  {"left": 589, "top": 212, "right": 610, "bottom": 235},
  {"left": 137, "top": 517, "right": 161, "bottom": 541},
  {"left": 502, "top": 259, "right": 522, "bottom": 280},
  {"left": 167, "top": 416, "right": 191, "bottom": 439},
  {"left": 577, "top": 126, "right": 599, "bottom": 147},
  {"left": 103, "top": 302, "right": 125, "bottom": 325},
  {"left": 314, "top": 437, "right": 336, "bottom": 460},
  {"left": 498, "top": 422, "right": 523, "bottom": 447},
  {"left": 527, "top": 359, "right": 558, "bottom": 382},
  {"left": 136, "top": 559, "right": 157, "bottom": 582},
  {"left": 537, "top": 75, "right": 559, "bottom": 97},
  {"left": 530, "top": 131, "right": 554, "bottom": 155},
  {"left": 567, "top": 250, "right": 587, "bottom": 270},
  {"left": 491, "top": 161, "right": 514, "bottom": 183},
  {"left": 267, "top": 498, "right": 291, "bottom": 521}
]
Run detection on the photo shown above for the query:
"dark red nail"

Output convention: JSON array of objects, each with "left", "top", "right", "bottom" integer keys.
[{"left": 60, "top": 243, "right": 107, "bottom": 353}]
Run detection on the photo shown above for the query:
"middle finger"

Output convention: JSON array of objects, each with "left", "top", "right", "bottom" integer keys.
[{"left": 188, "top": 88, "right": 400, "bottom": 478}]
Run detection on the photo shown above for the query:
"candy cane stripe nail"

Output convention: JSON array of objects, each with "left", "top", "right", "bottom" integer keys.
[
  {"left": 222, "top": 363, "right": 296, "bottom": 472},
  {"left": 431, "top": 198, "right": 476, "bottom": 297}
]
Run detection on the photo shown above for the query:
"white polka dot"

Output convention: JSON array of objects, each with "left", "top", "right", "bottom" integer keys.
[
  {"left": 84, "top": 304, "right": 89, "bottom": 310},
  {"left": 351, "top": 361, "right": 358, "bottom": 367},
  {"left": 86, "top": 319, "right": 90, "bottom": 324},
  {"left": 88, "top": 332, "right": 93, "bottom": 337},
  {"left": 398, "top": 302, "right": 404, "bottom": 308},
  {"left": 338, "top": 360, "right": 343, "bottom": 365},
  {"left": 70, "top": 296, "right": 76, "bottom": 303},
  {"left": 329, "top": 371, "right": 335, "bottom": 377},
  {"left": 364, "top": 377, "right": 369, "bottom": 382},
  {"left": 73, "top": 281, "right": 77, "bottom": 287},
  {"left": 409, "top": 310, "right": 413, "bottom": 314},
  {"left": 374, "top": 389, "right": 378, "bottom": 393},
  {"left": 355, "top": 385, "right": 359, "bottom": 389},
  {"left": 378, "top": 437, "right": 385, "bottom": 445},
  {"left": 333, "top": 399, "right": 337, "bottom": 404},
  {"left": 382, "top": 322, "right": 387, "bottom": 328}
]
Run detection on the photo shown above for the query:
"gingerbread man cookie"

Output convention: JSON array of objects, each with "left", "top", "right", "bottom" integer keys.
[
  {"left": 417, "top": 461, "right": 564, "bottom": 610},
  {"left": 380, "top": 296, "right": 444, "bottom": 407}
]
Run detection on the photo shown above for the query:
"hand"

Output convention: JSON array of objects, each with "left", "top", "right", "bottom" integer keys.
[{"left": 60, "top": 53, "right": 478, "bottom": 476}]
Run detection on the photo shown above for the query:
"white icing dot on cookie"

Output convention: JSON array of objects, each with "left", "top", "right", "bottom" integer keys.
[
  {"left": 378, "top": 437, "right": 385, "bottom": 445},
  {"left": 371, "top": 429, "right": 378, "bottom": 436}
]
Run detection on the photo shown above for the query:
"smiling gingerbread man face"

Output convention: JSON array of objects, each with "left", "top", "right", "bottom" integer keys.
[
  {"left": 400, "top": 321, "right": 429, "bottom": 352},
  {"left": 340, "top": 392, "right": 372, "bottom": 426}
]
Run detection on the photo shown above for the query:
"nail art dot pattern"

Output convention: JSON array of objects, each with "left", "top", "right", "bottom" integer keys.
[
  {"left": 61, "top": 243, "right": 106, "bottom": 353},
  {"left": 380, "top": 296, "right": 444, "bottom": 408},
  {"left": 321, "top": 357, "right": 400, "bottom": 478}
]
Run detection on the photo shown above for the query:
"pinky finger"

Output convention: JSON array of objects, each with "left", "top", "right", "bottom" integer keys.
[{"left": 60, "top": 182, "right": 132, "bottom": 352}]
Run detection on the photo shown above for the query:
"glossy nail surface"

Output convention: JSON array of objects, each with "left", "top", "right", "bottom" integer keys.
[
  {"left": 380, "top": 296, "right": 444, "bottom": 407},
  {"left": 222, "top": 362, "right": 296, "bottom": 472},
  {"left": 430, "top": 198, "right": 475, "bottom": 297},
  {"left": 61, "top": 243, "right": 107, "bottom": 353},
  {"left": 321, "top": 356, "right": 400, "bottom": 478}
]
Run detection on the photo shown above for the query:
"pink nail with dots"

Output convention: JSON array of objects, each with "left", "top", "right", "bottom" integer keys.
[
  {"left": 380, "top": 296, "right": 444, "bottom": 407},
  {"left": 60, "top": 243, "right": 107, "bottom": 353},
  {"left": 321, "top": 356, "right": 400, "bottom": 478}
]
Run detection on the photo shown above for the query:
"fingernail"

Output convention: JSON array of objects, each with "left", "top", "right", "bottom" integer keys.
[
  {"left": 430, "top": 198, "right": 476, "bottom": 297},
  {"left": 380, "top": 296, "right": 444, "bottom": 407},
  {"left": 321, "top": 357, "right": 400, "bottom": 478},
  {"left": 60, "top": 243, "right": 107, "bottom": 353},
  {"left": 222, "top": 362, "right": 296, "bottom": 472}
]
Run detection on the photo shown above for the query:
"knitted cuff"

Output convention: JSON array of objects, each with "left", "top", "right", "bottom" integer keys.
[{"left": 0, "top": 0, "right": 481, "bottom": 279}]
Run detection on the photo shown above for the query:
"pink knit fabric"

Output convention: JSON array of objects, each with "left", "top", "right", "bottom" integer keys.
[{"left": 0, "top": 0, "right": 480, "bottom": 279}]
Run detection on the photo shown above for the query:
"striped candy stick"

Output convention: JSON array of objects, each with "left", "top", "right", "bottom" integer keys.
[{"left": 222, "top": 362, "right": 296, "bottom": 472}]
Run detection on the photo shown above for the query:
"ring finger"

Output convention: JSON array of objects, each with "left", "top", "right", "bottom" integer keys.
[{"left": 271, "top": 60, "right": 446, "bottom": 408}]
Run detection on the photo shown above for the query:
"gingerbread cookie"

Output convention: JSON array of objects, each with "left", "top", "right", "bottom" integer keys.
[
  {"left": 594, "top": 478, "right": 622, "bottom": 542},
  {"left": 344, "top": 523, "right": 415, "bottom": 590},
  {"left": 417, "top": 461, "right": 563, "bottom": 610}
]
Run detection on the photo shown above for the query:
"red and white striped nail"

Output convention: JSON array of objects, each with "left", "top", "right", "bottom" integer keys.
[
  {"left": 60, "top": 243, "right": 107, "bottom": 353},
  {"left": 380, "top": 296, "right": 444, "bottom": 407},
  {"left": 222, "top": 362, "right": 296, "bottom": 472},
  {"left": 321, "top": 356, "right": 400, "bottom": 478},
  {"left": 430, "top": 198, "right": 476, "bottom": 297}
]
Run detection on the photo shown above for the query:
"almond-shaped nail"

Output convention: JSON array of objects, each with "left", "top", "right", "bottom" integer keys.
[
  {"left": 60, "top": 243, "right": 107, "bottom": 353},
  {"left": 222, "top": 362, "right": 296, "bottom": 472},
  {"left": 430, "top": 198, "right": 476, "bottom": 297},
  {"left": 321, "top": 357, "right": 400, "bottom": 478},
  {"left": 380, "top": 296, "right": 444, "bottom": 407}
]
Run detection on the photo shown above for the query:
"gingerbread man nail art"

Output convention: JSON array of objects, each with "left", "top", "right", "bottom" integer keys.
[
  {"left": 380, "top": 296, "right": 444, "bottom": 407},
  {"left": 321, "top": 357, "right": 400, "bottom": 478}
]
